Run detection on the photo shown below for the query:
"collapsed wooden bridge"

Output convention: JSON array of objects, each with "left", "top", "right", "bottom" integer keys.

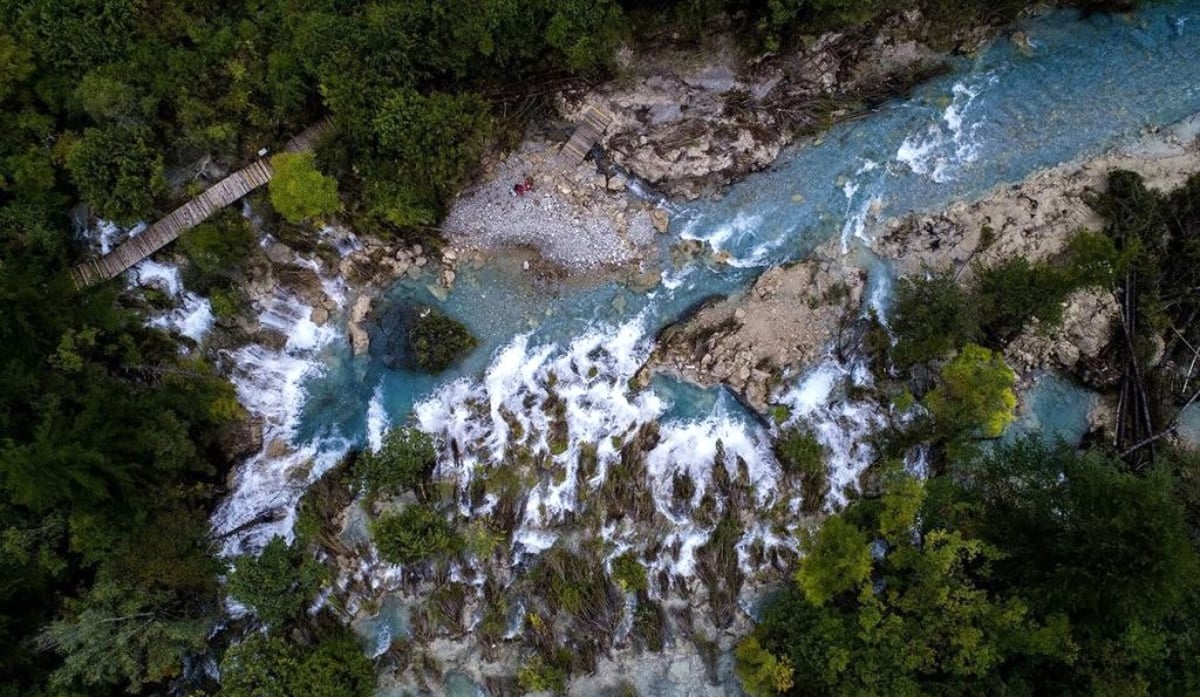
[
  {"left": 557, "top": 106, "right": 613, "bottom": 166},
  {"left": 70, "top": 119, "right": 331, "bottom": 290}
]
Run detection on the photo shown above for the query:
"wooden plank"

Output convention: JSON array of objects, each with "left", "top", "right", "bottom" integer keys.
[{"left": 69, "top": 120, "right": 334, "bottom": 289}]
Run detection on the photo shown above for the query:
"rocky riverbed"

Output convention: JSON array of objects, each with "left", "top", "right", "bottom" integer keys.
[{"left": 650, "top": 113, "right": 1200, "bottom": 413}]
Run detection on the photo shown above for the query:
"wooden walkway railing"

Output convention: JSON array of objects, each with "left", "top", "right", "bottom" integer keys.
[
  {"left": 557, "top": 107, "right": 613, "bottom": 166},
  {"left": 71, "top": 119, "right": 331, "bottom": 290}
]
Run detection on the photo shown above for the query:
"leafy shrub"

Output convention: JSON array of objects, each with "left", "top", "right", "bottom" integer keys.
[
  {"left": 734, "top": 635, "right": 795, "bottom": 697},
  {"left": 517, "top": 654, "right": 568, "bottom": 694},
  {"left": 537, "top": 548, "right": 611, "bottom": 617},
  {"left": 219, "top": 630, "right": 373, "bottom": 697},
  {"left": 66, "top": 124, "right": 167, "bottom": 224},
  {"left": 269, "top": 151, "right": 340, "bottom": 224},
  {"left": 177, "top": 210, "right": 257, "bottom": 294},
  {"left": 371, "top": 504, "right": 462, "bottom": 565},
  {"left": 356, "top": 426, "right": 436, "bottom": 500},
  {"left": 696, "top": 512, "right": 745, "bottom": 628},
  {"left": 794, "top": 516, "right": 871, "bottom": 605},
  {"left": 610, "top": 551, "right": 648, "bottom": 593},
  {"left": 774, "top": 425, "right": 828, "bottom": 512},
  {"left": 209, "top": 288, "right": 244, "bottom": 320},
  {"left": 544, "top": 0, "right": 625, "bottom": 74},
  {"left": 974, "top": 257, "right": 1076, "bottom": 344},
  {"left": 632, "top": 598, "right": 666, "bottom": 651},
  {"left": 407, "top": 308, "right": 478, "bottom": 373},
  {"left": 924, "top": 344, "right": 1016, "bottom": 440},
  {"left": 1062, "top": 228, "right": 1130, "bottom": 288},
  {"left": 368, "top": 90, "right": 492, "bottom": 227},
  {"left": 227, "top": 536, "right": 327, "bottom": 629},
  {"left": 890, "top": 272, "right": 980, "bottom": 368}
]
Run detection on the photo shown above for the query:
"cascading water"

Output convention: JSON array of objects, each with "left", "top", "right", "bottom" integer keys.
[
  {"left": 211, "top": 3, "right": 1200, "bottom": 564},
  {"left": 65, "top": 3, "right": 1190, "bottom": 694},
  {"left": 209, "top": 284, "right": 350, "bottom": 555}
]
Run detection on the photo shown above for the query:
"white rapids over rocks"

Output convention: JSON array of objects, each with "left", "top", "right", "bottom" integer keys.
[
  {"left": 211, "top": 281, "right": 350, "bottom": 555},
  {"left": 83, "top": 219, "right": 216, "bottom": 343},
  {"left": 897, "top": 72, "right": 998, "bottom": 183},
  {"left": 130, "top": 260, "right": 215, "bottom": 343},
  {"left": 778, "top": 356, "right": 888, "bottom": 509},
  {"left": 410, "top": 314, "right": 880, "bottom": 584}
]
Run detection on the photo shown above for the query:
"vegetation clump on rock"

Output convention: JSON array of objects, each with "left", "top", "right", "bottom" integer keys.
[
  {"left": 407, "top": 307, "right": 478, "bottom": 374},
  {"left": 372, "top": 504, "right": 463, "bottom": 566}
]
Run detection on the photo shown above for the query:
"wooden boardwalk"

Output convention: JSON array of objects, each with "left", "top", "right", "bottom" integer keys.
[
  {"left": 71, "top": 119, "right": 331, "bottom": 290},
  {"left": 557, "top": 107, "right": 613, "bottom": 166}
]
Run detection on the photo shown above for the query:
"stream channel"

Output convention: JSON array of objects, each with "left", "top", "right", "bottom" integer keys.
[{"left": 120, "top": 3, "right": 1200, "bottom": 693}]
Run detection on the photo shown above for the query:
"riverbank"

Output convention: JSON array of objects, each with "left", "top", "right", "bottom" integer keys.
[
  {"left": 650, "top": 110, "right": 1200, "bottom": 448},
  {"left": 440, "top": 6, "right": 996, "bottom": 274}
]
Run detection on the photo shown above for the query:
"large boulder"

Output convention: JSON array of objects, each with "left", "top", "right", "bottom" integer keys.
[
  {"left": 1005, "top": 288, "right": 1120, "bottom": 374},
  {"left": 649, "top": 253, "right": 865, "bottom": 410},
  {"left": 348, "top": 294, "right": 373, "bottom": 355}
]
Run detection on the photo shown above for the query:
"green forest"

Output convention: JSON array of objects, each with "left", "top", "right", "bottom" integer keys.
[{"left": 0, "top": 0, "right": 1184, "bottom": 696}]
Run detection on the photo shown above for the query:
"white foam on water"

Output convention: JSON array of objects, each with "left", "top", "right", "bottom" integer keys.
[
  {"left": 680, "top": 210, "right": 774, "bottom": 267},
  {"left": 416, "top": 318, "right": 665, "bottom": 555},
  {"left": 127, "top": 260, "right": 215, "bottom": 343},
  {"left": 779, "top": 357, "right": 888, "bottom": 508},
  {"left": 839, "top": 160, "right": 884, "bottom": 251},
  {"left": 84, "top": 219, "right": 148, "bottom": 255},
  {"left": 413, "top": 316, "right": 789, "bottom": 579},
  {"left": 131, "top": 259, "right": 182, "bottom": 295},
  {"left": 645, "top": 408, "right": 779, "bottom": 521},
  {"left": 366, "top": 385, "right": 389, "bottom": 453},
  {"left": 897, "top": 74, "right": 997, "bottom": 183},
  {"left": 653, "top": 527, "right": 710, "bottom": 580},
  {"left": 736, "top": 521, "right": 798, "bottom": 572},
  {"left": 211, "top": 286, "right": 349, "bottom": 555},
  {"left": 659, "top": 265, "right": 694, "bottom": 292}
]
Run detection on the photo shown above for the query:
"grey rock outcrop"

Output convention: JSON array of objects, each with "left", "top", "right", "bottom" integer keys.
[
  {"left": 1005, "top": 288, "right": 1120, "bottom": 373},
  {"left": 650, "top": 250, "right": 865, "bottom": 410}
]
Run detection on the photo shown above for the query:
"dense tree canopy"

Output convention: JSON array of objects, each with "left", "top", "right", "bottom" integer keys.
[
  {"left": 745, "top": 441, "right": 1200, "bottom": 696},
  {"left": 218, "top": 630, "right": 374, "bottom": 697},
  {"left": 227, "top": 536, "right": 328, "bottom": 629}
]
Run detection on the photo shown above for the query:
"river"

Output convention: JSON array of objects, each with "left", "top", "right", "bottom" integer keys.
[
  {"left": 199, "top": 2, "right": 1200, "bottom": 562},
  {"left": 61, "top": 9, "right": 1159, "bottom": 697},
  {"left": 93, "top": 3, "right": 1192, "bottom": 694}
]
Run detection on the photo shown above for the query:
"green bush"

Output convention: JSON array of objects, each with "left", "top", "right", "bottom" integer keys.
[
  {"left": 773, "top": 425, "right": 828, "bottom": 513},
  {"left": 974, "top": 257, "right": 1076, "bottom": 344},
  {"left": 226, "top": 536, "right": 328, "bottom": 629},
  {"left": 632, "top": 599, "right": 665, "bottom": 651},
  {"left": 66, "top": 125, "right": 167, "bottom": 225},
  {"left": 407, "top": 308, "right": 478, "bottom": 373},
  {"left": 219, "top": 629, "right": 374, "bottom": 697},
  {"left": 356, "top": 426, "right": 436, "bottom": 500},
  {"left": 536, "top": 548, "right": 612, "bottom": 619},
  {"left": 794, "top": 516, "right": 872, "bottom": 605},
  {"left": 734, "top": 635, "right": 794, "bottom": 697},
  {"left": 368, "top": 89, "right": 492, "bottom": 227},
  {"left": 371, "top": 504, "right": 462, "bottom": 566},
  {"left": 610, "top": 551, "right": 648, "bottom": 593},
  {"left": 269, "top": 152, "right": 340, "bottom": 224},
  {"left": 890, "top": 272, "right": 980, "bottom": 368},
  {"left": 924, "top": 343, "right": 1016, "bottom": 440},
  {"left": 544, "top": 0, "right": 625, "bottom": 74},
  {"left": 178, "top": 210, "right": 257, "bottom": 294},
  {"left": 517, "top": 654, "right": 568, "bottom": 694},
  {"left": 209, "top": 288, "right": 244, "bottom": 320}
]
